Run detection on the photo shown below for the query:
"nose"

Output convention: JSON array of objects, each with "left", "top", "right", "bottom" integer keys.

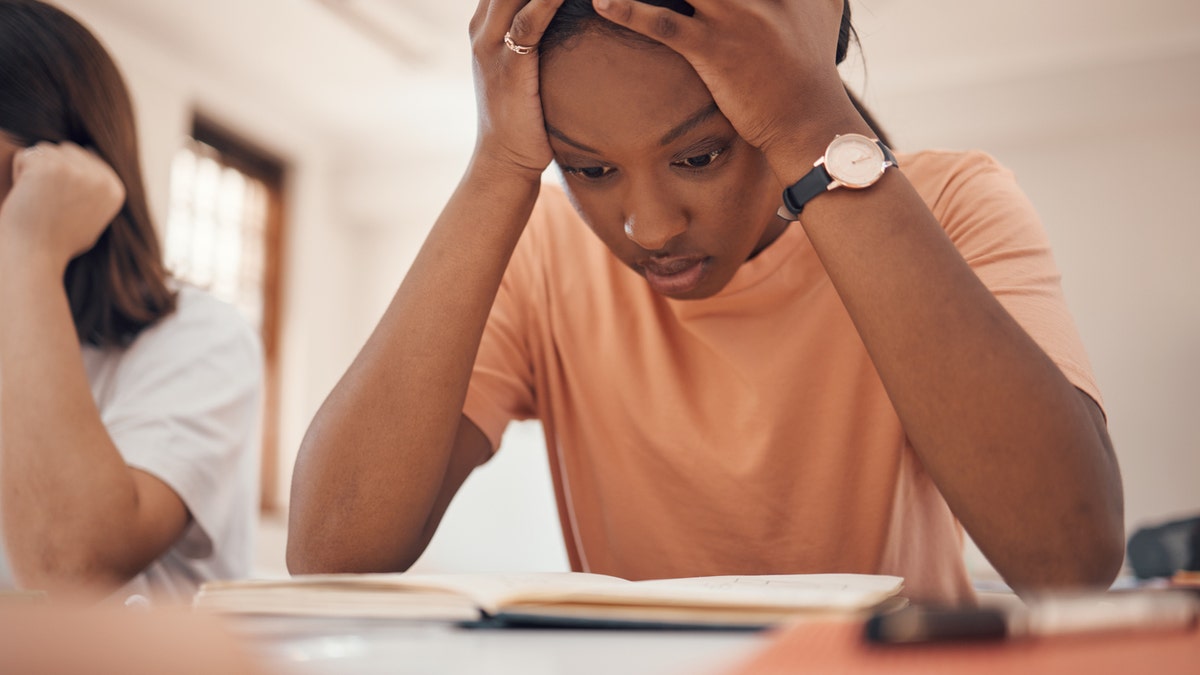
[{"left": 622, "top": 180, "right": 688, "bottom": 251}]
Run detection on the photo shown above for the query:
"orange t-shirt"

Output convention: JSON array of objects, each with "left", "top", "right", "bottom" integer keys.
[{"left": 463, "top": 149, "right": 1102, "bottom": 605}]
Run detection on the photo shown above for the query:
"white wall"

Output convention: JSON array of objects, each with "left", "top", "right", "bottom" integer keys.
[
  {"left": 1000, "top": 129, "right": 1200, "bottom": 527},
  {"left": 53, "top": 1, "right": 1200, "bottom": 581}
]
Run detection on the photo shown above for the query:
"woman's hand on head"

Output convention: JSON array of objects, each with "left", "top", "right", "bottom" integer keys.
[
  {"left": 592, "top": 0, "right": 862, "bottom": 159},
  {"left": 0, "top": 142, "right": 125, "bottom": 271},
  {"left": 469, "top": 0, "right": 566, "bottom": 180}
]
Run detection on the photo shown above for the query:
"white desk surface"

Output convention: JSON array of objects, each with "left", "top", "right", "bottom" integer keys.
[{"left": 235, "top": 616, "right": 769, "bottom": 675}]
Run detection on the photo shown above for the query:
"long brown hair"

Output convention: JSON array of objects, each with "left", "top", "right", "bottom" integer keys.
[
  {"left": 540, "top": 0, "right": 891, "bottom": 147},
  {"left": 0, "top": 0, "right": 175, "bottom": 347}
]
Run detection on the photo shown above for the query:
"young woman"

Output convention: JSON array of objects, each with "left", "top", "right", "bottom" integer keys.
[
  {"left": 0, "top": 0, "right": 262, "bottom": 601},
  {"left": 289, "top": 0, "right": 1124, "bottom": 604}
]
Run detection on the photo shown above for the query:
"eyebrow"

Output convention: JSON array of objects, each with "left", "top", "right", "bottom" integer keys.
[
  {"left": 658, "top": 102, "right": 721, "bottom": 146},
  {"left": 545, "top": 101, "right": 722, "bottom": 156},
  {"left": 545, "top": 124, "right": 600, "bottom": 154}
]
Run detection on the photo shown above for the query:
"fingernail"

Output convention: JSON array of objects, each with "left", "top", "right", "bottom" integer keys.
[{"left": 595, "top": 0, "right": 610, "bottom": 10}]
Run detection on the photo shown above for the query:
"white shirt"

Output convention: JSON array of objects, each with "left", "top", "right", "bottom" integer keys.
[{"left": 0, "top": 285, "right": 262, "bottom": 602}]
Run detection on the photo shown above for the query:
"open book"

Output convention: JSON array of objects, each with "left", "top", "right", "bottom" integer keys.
[{"left": 194, "top": 572, "right": 904, "bottom": 629}]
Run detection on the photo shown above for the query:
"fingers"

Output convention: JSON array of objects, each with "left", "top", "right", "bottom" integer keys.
[
  {"left": 1, "top": 141, "right": 125, "bottom": 263},
  {"left": 505, "top": 0, "right": 566, "bottom": 54},
  {"left": 472, "top": 0, "right": 566, "bottom": 67},
  {"left": 472, "top": 0, "right": 563, "bottom": 44},
  {"left": 466, "top": 0, "right": 564, "bottom": 175},
  {"left": 592, "top": 0, "right": 706, "bottom": 52},
  {"left": 14, "top": 142, "right": 75, "bottom": 177},
  {"left": 11, "top": 142, "right": 53, "bottom": 182},
  {"left": 471, "top": 0, "right": 524, "bottom": 39},
  {"left": 12, "top": 142, "right": 125, "bottom": 211}
]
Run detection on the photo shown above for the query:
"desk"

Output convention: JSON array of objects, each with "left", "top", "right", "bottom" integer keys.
[
  {"left": 231, "top": 607, "right": 1200, "bottom": 675},
  {"left": 236, "top": 616, "right": 769, "bottom": 675}
]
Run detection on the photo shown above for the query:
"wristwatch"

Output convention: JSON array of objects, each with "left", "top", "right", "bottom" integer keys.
[{"left": 777, "top": 133, "right": 898, "bottom": 221}]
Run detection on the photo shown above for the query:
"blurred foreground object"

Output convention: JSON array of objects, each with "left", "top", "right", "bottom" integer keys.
[
  {"left": 1128, "top": 514, "right": 1200, "bottom": 580},
  {"left": 720, "top": 615, "right": 1199, "bottom": 674},
  {"left": 0, "top": 604, "right": 272, "bottom": 675}
]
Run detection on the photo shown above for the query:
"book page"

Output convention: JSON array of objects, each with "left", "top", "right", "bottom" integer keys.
[
  {"left": 507, "top": 574, "right": 903, "bottom": 611},
  {"left": 196, "top": 572, "right": 902, "bottom": 619},
  {"left": 194, "top": 583, "right": 481, "bottom": 620},
  {"left": 393, "top": 572, "right": 633, "bottom": 613},
  {"left": 195, "top": 572, "right": 632, "bottom": 617},
  {"left": 207, "top": 572, "right": 632, "bottom": 611}
]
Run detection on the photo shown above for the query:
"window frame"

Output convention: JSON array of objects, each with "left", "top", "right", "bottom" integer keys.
[{"left": 182, "top": 117, "right": 288, "bottom": 513}]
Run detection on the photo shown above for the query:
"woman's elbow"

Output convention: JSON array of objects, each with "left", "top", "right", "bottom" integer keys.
[
  {"left": 285, "top": 532, "right": 327, "bottom": 575},
  {"left": 285, "top": 515, "right": 422, "bottom": 576},
  {"left": 286, "top": 533, "right": 418, "bottom": 576},
  {"left": 1008, "top": 515, "right": 1126, "bottom": 595},
  {"left": 9, "top": 548, "right": 138, "bottom": 599},
  {"left": 285, "top": 518, "right": 329, "bottom": 574},
  {"left": 1078, "top": 519, "right": 1126, "bottom": 588},
  {"left": 1077, "top": 484, "right": 1127, "bottom": 588}
]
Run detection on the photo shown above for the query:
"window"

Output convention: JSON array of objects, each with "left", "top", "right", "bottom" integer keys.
[{"left": 165, "top": 118, "right": 287, "bottom": 512}]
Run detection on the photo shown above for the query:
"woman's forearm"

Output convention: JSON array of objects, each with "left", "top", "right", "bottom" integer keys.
[
  {"left": 0, "top": 246, "right": 185, "bottom": 593},
  {"left": 762, "top": 128, "right": 1123, "bottom": 592},
  {"left": 810, "top": 172, "right": 1122, "bottom": 589}
]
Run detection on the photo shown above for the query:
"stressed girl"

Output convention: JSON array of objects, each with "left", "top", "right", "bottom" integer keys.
[{"left": 289, "top": 0, "right": 1123, "bottom": 604}]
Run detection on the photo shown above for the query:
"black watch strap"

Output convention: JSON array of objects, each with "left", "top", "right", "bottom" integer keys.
[{"left": 781, "top": 163, "right": 833, "bottom": 217}]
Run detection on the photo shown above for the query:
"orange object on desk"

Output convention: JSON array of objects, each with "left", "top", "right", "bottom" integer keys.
[{"left": 720, "top": 619, "right": 1200, "bottom": 675}]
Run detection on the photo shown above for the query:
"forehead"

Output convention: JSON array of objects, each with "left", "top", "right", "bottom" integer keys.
[{"left": 540, "top": 32, "right": 717, "bottom": 153}]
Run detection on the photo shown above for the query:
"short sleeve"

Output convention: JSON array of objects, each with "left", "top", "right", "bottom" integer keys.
[
  {"left": 911, "top": 150, "right": 1103, "bottom": 409},
  {"left": 90, "top": 288, "right": 263, "bottom": 562},
  {"left": 461, "top": 199, "right": 549, "bottom": 452}
]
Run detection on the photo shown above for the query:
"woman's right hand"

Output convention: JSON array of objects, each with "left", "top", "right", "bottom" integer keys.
[
  {"left": 0, "top": 142, "right": 124, "bottom": 273},
  {"left": 468, "top": 0, "right": 565, "bottom": 180}
]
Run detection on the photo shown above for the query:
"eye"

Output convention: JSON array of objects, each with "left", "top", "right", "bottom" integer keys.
[
  {"left": 673, "top": 148, "right": 724, "bottom": 170},
  {"left": 561, "top": 164, "right": 616, "bottom": 181}
]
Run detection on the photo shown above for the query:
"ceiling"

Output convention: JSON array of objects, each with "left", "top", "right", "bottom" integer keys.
[
  {"left": 312, "top": 0, "right": 471, "bottom": 63},
  {"left": 58, "top": 0, "right": 1200, "bottom": 163}
]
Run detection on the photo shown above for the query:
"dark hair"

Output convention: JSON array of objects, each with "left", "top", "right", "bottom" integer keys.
[
  {"left": 541, "top": 0, "right": 891, "bottom": 147},
  {"left": 0, "top": 0, "right": 175, "bottom": 347}
]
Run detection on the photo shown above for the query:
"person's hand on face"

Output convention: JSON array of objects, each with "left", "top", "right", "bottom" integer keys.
[
  {"left": 592, "top": 0, "right": 856, "bottom": 158},
  {"left": 469, "top": 0, "right": 567, "bottom": 179},
  {"left": 0, "top": 141, "right": 124, "bottom": 270}
]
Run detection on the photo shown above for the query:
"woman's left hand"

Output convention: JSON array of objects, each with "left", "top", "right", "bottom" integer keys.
[
  {"left": 592, "top": 0, "right": 861, "bottom": 161},
  {"left": 0, "top": 142, "right": 125, "bottom": 271}
]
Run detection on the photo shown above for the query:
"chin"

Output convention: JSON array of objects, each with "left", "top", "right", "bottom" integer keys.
[{"left": 655, "top": 276, "right": 726, "bottom": 301}]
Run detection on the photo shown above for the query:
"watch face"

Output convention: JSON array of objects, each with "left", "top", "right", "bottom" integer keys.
[{"left": 825, "top": 134, "right": 886, "bottom": 188}]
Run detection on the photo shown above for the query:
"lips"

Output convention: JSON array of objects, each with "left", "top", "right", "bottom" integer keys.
[{"left": 640, "top": 255, "right": 709, "bottom": 296}]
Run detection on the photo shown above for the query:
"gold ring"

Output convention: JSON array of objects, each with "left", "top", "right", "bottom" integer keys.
[{"left": 504, "top": 31, "right": 536, "bottom": 55}]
